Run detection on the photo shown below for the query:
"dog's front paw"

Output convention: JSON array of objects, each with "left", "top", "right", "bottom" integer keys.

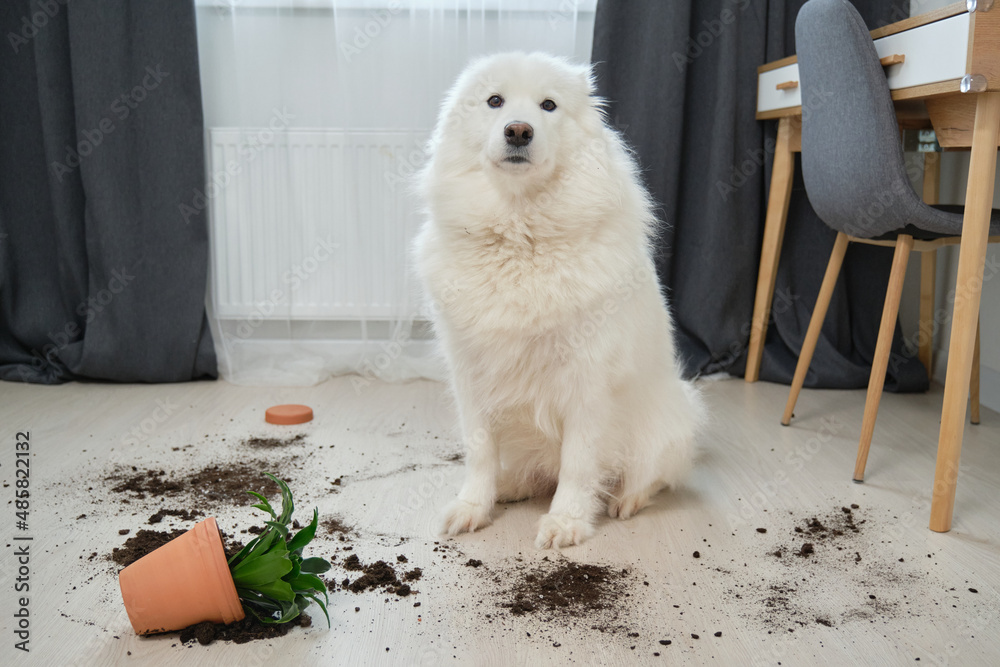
[
  {"left": 440, "top": 498, "right": 493, "bottom": 536},
  {"left": 535, "top": 513, "right": 594, "bottom": 549}
]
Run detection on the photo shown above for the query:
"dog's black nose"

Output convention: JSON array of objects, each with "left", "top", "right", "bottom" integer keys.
[{"left": 504, "top": 122, "right": 533, "bottom": 147}]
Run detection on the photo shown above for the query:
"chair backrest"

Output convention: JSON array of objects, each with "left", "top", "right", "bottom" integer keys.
[{"left": 795, "top": 0, "right": 924, "bottom": 238}]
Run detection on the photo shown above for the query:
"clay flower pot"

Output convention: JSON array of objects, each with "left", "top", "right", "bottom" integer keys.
[{"left": 119, "top": 517, "right": 245, "bottom": 635}]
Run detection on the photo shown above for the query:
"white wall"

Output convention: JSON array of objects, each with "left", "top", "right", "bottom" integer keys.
[{"left": 899, "top": 0, "right": 1000, "bottom": 412}]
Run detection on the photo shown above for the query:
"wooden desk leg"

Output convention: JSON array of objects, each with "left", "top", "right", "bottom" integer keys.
[
  {"left": 746, "top": 117, "right": 795, "bottom": 382},
  {"left": 929, "top": 91, "right": 1000, "bottom": 533},
  {"left": 918, "top": 153, "right": 940, "bottom": 376}
]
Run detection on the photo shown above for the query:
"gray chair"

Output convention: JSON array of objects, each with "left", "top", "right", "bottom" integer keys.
[{"left": 782, "top": 0, "right": 1000, "bottom": 482}]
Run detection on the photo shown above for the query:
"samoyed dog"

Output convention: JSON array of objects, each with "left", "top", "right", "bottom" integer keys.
[{"left": 413, "top": 52, "right": 703, "bottom": 549}]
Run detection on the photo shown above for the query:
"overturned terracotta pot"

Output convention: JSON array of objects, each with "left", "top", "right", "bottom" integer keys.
[{"left": 119, "top": 517, "right": 244, "bottom": 635}]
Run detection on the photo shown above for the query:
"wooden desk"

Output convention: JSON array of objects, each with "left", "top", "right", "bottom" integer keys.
[{"left": 749, "top": 1, "right": 1000, "bottom": 533}]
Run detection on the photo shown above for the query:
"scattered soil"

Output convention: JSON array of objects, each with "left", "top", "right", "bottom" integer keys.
[
  {"left": 341, "top": 556, "right": 414, "bottom": 597},
  {"left": 148, "top": 508, "right": 203, "bottom": 524},
  {"left": 177, "top": 613, "right": 312, "bottom": 646},
  {"left": 716, "top": 503, "right": 948, "bottom": 634},
  {"left": 106, "top": 464, "right": 286, "bottom": 506},
  {"left": 109, "top": 526, "right": 246, "bottom": 569},
  {"left": 494, "top": 559, "right": 633, "bottom": 632},
  {"left": 244, "top": 434, "right": 305, "bottom": 449},
  {"left": 111, "top": 529, "right": 186, "bottom": 568},
  {"left": 322, "top": 516, "right": 356, "bottom": 539}
]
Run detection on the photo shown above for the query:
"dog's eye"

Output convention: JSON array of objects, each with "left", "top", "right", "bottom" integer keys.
[
  {"left": 541, "top": 99, "right": 557, "bottom": 112},
  {"left": 487, "top": 95, "right": 504, "bottom": 108}
]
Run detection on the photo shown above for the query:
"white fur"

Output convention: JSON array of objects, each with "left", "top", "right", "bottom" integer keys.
[{"left": 413, "top": 52, "right": 704, "bottom": 549}]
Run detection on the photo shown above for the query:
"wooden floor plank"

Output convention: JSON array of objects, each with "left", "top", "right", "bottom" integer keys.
[{"left": 1, "top": 377, "right": 998, "bottom": 666}]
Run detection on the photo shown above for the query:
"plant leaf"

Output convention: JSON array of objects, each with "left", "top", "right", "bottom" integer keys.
[
  {"left": 242, "top": 596, "right": 299, "bottom": 624},
  {"left": 284, "top": 557, "right": 301, "bottom": 583},
  {"left": 300, "top": 557, "right": 331, "bottom": 574},
  {"left": 265, "top": 473, "right": 294, "bottom": 526},
  {"left": 265, "top": 520, "right": 289, "bottom": 538},
  {"left": 276, "top": 599, "right": 300, "bottom": 622},
  {"left": 287, "top": 509, "right": 319, "bottom": 553},
  {"left": 289, "top": 572, "right": 327, "bottom": 596},
  {"left": 235, "top": 588, "right": 282, "bottom": 612},
  {"left": 302, "top": 592, "right": 331, "bottom": 627},
  {"left": 241, "top": 529, "right": 280, "bottom": 563},
  {"left": 245, "top": 578, "right": 296, "bottom": 602},
  {"left": 227, "top": 535, "right": 260, "bottom": 567},
  {"left": 242, "top": 603, "right": 286, "bottom": 625},
  {"left": 246, "top": 491, "right": 276, "bottom": 518},
  {"left": 231, "top": 552, "right": 293, "bottom": 587}
]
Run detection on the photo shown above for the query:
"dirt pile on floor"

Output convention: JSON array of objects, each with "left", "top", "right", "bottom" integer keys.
[
  {"left": 106, "top": 464, "right": 286, "bottom": 505},
  {"left": 244, "top": 434, "right": 305, "bottom": 449},
  {"left": 339, "top": 553, "right": 422, "bottom": 597},
  {"left": 500, "top": 560, "right": 626, "bottom": 619},
  {"left": 110, "top": 529, "right": 187, "bottom": 568},
  {"left": 177, "top": 613, "right": 312, "bottom": 646}
]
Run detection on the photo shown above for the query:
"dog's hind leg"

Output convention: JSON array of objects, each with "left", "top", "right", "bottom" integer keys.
[
  {"left": 607, "top": 476, "right": 661, "bottom": 520},
  {"left": 607, "top": 397, "right": 696, "bottom": 520}
]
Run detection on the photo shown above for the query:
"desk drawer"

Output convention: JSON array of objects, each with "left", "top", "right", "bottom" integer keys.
[
  {"left": 758, "top": 63, "right": 801, "bottom": 114},
  {"left": 757, "top": 12, "right": 971, "bottom": 115},
  {"left": 875, "top": 11, "right": 969, "bottom": 90}
]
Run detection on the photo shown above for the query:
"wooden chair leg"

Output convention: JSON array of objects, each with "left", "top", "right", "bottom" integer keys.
[
  {"left": 918, "top": 250, "right": 937, "bottom": 376},
  {"left": 971, "top": 317, "right": 981, "bottom": 425},
  {"left": 746, "top": 117, "right": 795, "bottom": 382},
  {"left": 854, "top": 234, "right": 914, "bottom": 482},
  {"left": 782, "top": 233, "right": 850, "bottom": 425}
]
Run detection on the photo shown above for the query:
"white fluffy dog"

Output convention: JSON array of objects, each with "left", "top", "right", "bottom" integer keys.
[{"left": 413, "top": 52, "right": 704, "bottom": 549}]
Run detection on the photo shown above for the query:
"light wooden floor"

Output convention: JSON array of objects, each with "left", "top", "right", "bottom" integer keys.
[{"left": 1, "top": 376, "right": 999, "bottom": 666}]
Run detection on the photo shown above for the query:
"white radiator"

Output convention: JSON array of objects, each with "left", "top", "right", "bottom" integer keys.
[{"left": 207, "top": 128, "right": 428, "bottom": 320}]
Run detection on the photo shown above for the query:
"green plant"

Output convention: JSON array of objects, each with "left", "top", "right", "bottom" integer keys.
[{"left": 227, "top": 473, "right": 332, "bottom": 626}]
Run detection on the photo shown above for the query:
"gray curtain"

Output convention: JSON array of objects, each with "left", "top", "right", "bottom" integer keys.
[
  {"left": 592, "top": 0, "right": 927, "bottom": 392},
  {"left": 0, "top": 0, "right": 216, "bottom": 383}
]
